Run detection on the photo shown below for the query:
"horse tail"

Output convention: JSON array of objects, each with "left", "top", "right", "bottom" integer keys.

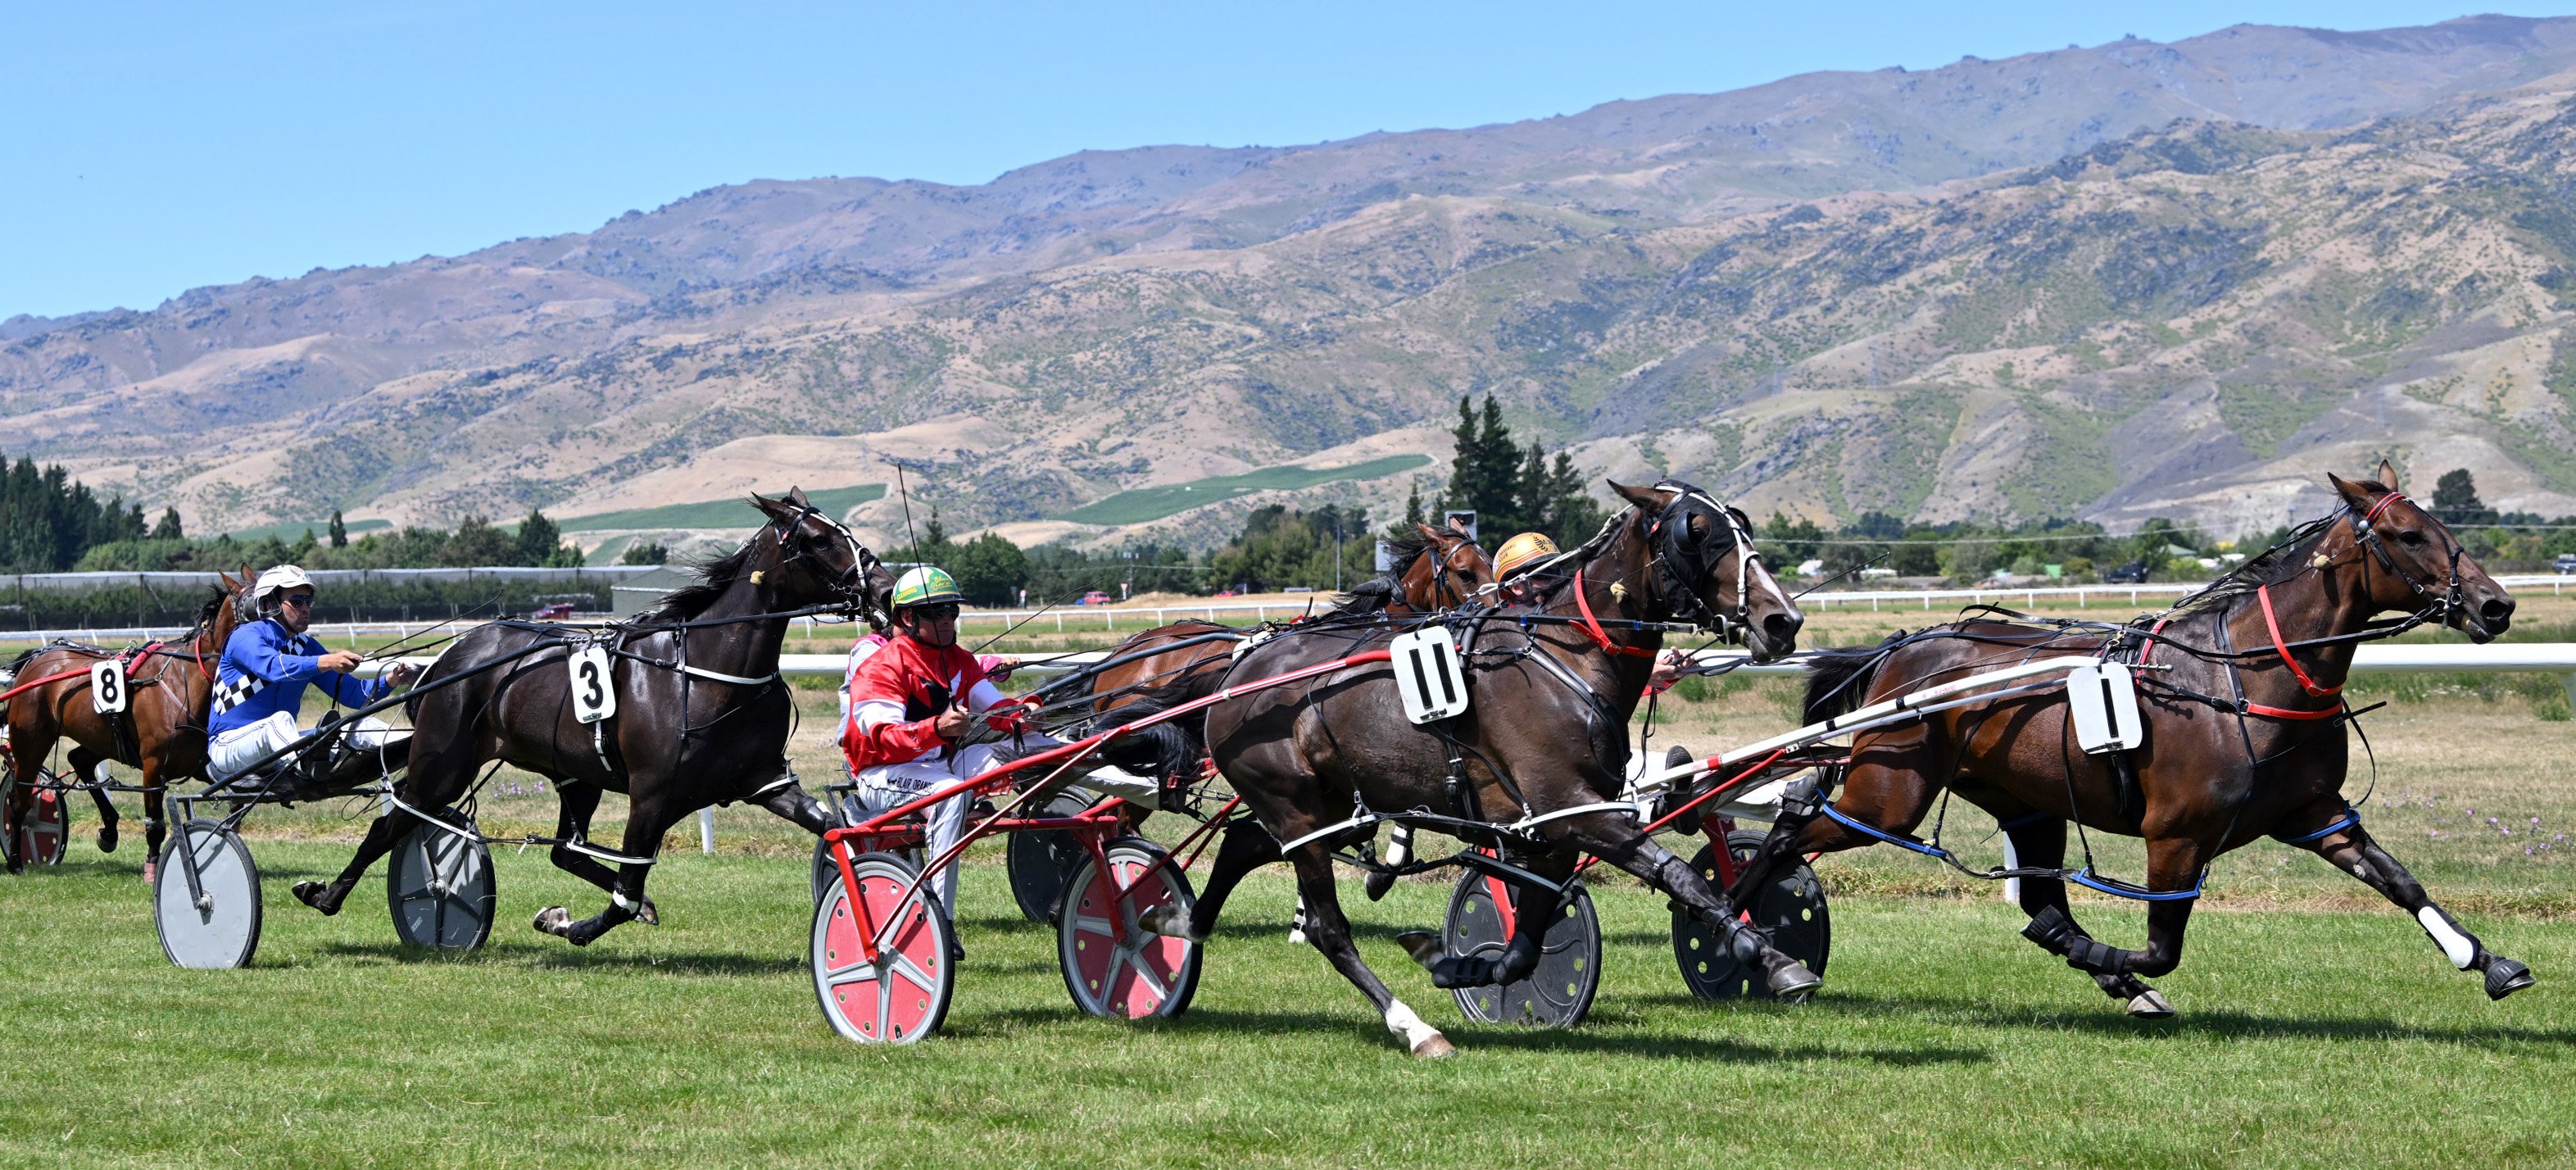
[
  {"left": 1087, "top": 678, "right": 1222, "bottom": 786},
  {"left": 1801, "top": 638, "right": 1898, "bottom": 724}
]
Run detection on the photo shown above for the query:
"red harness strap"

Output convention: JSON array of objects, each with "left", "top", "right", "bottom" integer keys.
[
  {"left": 1571, "top": 569, "right": 1660, "bottom": 658},
  {"left": 2251, "top": 583, "right": 2346, "bottom": 719}
]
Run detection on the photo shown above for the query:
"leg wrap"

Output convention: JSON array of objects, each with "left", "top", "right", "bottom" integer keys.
[{"left": 2026, "top": 906, "right": 2131, "bottom": 974}]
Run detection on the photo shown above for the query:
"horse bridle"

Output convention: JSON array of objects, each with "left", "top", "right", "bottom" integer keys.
[
  {"left": 2342, "top": 490, "right": 2466, "bottom": 631},
  {"left": 1643, "top": 481, "right": 1762, "bottom": 642},
  {"left": 768, "top": 501, "right": 891, "bottom": 627},
  {"left": 1427, "top": 535, "right": 1482, "bottom": 608}
]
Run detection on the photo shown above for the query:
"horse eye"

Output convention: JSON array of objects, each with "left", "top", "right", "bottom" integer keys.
[{"left": 2397, "top": 530, "right": 2425, "bottom": 546}]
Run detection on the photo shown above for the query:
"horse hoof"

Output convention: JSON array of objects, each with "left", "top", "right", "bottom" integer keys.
[
  {"left": 533, "top": 906, "right": 573, "bottom": 937},
  {"left": 292, "top": 881, "right": 341, "bottom": 916},
  {"left": 1138, "top": 904, "right": 1202, "bottom": 942},
  {"left": 633, "top": 900, "right": 660, "bottom": 927},
  {"left": 1395, "top": 930, "right": 1444, "bottom": 970},
  {"left": 98, "top": 826, "right": 117, "bottom": 854},
  {"left": 2125, "top": 990, "right": 2175, "bottom": 1018},
  {"left": 2486, "top": 957, "right": 2536, "bottom": 1000},
  {"left": 1410, "top": 1033, "right": 1457, "bottom": 1059},
  {"left": 1767, "top": 961, "right": 1823, "bottom": 997},
  {"left": 1364, "top": 869, "right": 1398, "bottom": 902}
]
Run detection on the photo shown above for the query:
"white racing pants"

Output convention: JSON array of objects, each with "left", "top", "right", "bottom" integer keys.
[
  {"left": 852, "top": 733, "right": 1159, "bottom": 914},
  {"left": 208, "top": 711, "right": 397, "bottom": 782}
]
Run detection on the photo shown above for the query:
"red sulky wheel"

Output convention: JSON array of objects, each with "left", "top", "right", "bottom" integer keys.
[
  {"left": 1057, "top": 837, "right": 1201, "bottom": 1021},
  {"left": 20, "top": 787, "right": 69, "bottom": 867},
  {"left": 811, "top": 851, "right": 955, "bottom": 1044}
]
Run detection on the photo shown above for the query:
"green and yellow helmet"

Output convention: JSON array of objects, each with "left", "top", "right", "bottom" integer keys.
[{"left": 891, "top": 566, "right": 964, "bottom": 610}]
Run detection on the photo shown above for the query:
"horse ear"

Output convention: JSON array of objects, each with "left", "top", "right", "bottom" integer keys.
[
  {"left": 2327, "top": 471, "right": 2384, "bottom": 507},
  {"left": 1416, "top": 523, "right": 1449, "bottom": 543},
  {"left": 2376, "top": 459, "right": 2401, "bottom": 491},
  {"left": 748, "top": 492, "right": 791, "bottom": 520},
  {"left": 1608, "top": 479, "right": 1668, "bottom": 510},
  {"left": 788, "top": 485, "right": 813, "bottom": 506}
]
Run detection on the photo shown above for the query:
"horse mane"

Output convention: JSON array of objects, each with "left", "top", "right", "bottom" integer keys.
[
  {"left": 2158, "top": 512, "right": 2340, "bottom": 619},
  {"left": 1325, "top": 530, "right": 1431, "bottom": 613},
  {"left": 194, "top": 584, "right": 231, "bottom": 633},
  {"left": 646, "top": 542, "right": 758, "bottom": 620}
]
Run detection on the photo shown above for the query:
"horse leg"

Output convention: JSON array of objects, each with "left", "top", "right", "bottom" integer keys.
[
  {"left": 2023, "top": 835, "right": 2203, "bottom": 993},
  {"left": 1141, "top": 814, "right": 1278, "bottom": 943},
  {"left": 534, "top": 799, "right": 670, "bottom": 947},
  {"left": 1395, "top": 850, "right": 1577, "bottom": 990},
  {"left": 746, "top": 769, "right": 828, "bottom": 835},
  {"left": 2, "top": 729, "right": 42, "bottom": 875},
  {"left": 68, "top": 747, "right": 117, "bottom": 855},
  {"left": 138, "top": 766, "right": 168, "bottom": 883},
  {"left": 291, "top": 798, "right": 428, "bottom": 915},
  {"left": 2001, "top": 814, "right": 2172, "bottom": 1017},
  {"left": 1286, "top": 844, "right": 1454, "bottom": 1057},
  {"left": 2289, "top": 809, "right": 2534, "bottom": 1000},
  {"left": 1565, "top": 811, "right": 1821, "bottom": 995}
]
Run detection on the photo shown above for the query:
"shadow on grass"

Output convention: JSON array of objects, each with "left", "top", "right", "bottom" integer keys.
[
  {"left": 315, "top": 941, "right": 803, "bottom": 977},
  {"left": 1662, "top": 987, "right": 2576, "bottom": 1050},
  {"left": 955, "top": 1004, "right": 1993, "bottom": 1065}
]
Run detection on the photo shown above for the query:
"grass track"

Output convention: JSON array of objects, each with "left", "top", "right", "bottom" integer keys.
[{"left": 2, "top": 841, "right": 2569, "bottom": 1168}]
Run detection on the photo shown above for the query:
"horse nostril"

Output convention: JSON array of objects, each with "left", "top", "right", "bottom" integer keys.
[
  {"left": 1763, "top": 612, "right": 1802, "bottom": 643},
  {"left": 2482, "top": 597, "right": 2515, "bottom": 627}
]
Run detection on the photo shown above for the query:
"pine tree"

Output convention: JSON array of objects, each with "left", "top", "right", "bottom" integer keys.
[
  {"left": 152, "top": 506, "right": 184, "bottom": 541},
  {"left": 327, "top": 509, "right": 347, "bottom": 547},
  {"left": 514, "top": 507, "right": 563, "bottom": 566}
]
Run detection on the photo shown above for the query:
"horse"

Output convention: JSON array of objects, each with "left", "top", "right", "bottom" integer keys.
[
  {"left": 1054, "top": 522, "right": 1497, "bottom": 921},
  {"left": 4, "top": 569, "right": 252, "bottom": 878},
  {"left": 1726, "top": 463, "right": 2533, "bottom": 1016},
  {"left": 290, "top": 489, "right": 894, "bottom": 946},
  {"left": 1132, "top": 480, "right": 1811, "bottom": 1056}
]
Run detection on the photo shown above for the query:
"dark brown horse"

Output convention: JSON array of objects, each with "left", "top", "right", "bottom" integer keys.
[
  {"left": 4, "top": 569, "right": 252, "bottom": 878},
  {"left": 1136, "top": 480, "right": 1810, "bottom": 1055},
  {"left": 1730, "top": 464, "right": 2533, "bottom": 1015},
  {"left": 291, "top": 490, "right": 894, "bottom": 946}
]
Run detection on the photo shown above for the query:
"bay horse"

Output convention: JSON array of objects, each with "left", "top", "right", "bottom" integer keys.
[
  {"left": 4, "top": 569, "right": 252, "bottom": 878},
  {"left": 1134, "top": 480, "right": 1811, "bottom": 1055},
  {"left": 1729, "top": 464, "right": 2533, "bottom": 1016},
  {"left": 1062, "top": 523, "right": 1495, "bottom": 921},
  {"left": 291, "top": 489, "right": 894, "bottom": 946}
]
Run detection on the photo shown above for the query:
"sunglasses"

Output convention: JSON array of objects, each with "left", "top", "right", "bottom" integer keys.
[
  {"left": 907, "top": 603, "right": 961, "bottom": 622},
  {"left": 280, "top": 594, "right": 315, "bottom": 610}
]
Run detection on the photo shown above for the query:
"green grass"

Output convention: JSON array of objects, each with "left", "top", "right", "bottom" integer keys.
[
  {"left": 2, "top": 828, "right": 2569, "bottom": 1167},
  {"left": 1056, "top": 456, "right": 1430, "bottom": 526},
  {"left": 223, "top": 518, "right": 393, "bottom": 543},
  {"left": 561, "top": 484, "right": 886, "bottom": 533}
]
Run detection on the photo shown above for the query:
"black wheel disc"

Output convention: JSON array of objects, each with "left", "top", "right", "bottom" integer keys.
[
  {"left": 1444, "top": 870, "right": 1602, "bottom": 1027},
  {"left": 1005, "top": 792, "right": 1096, "bottom": 923},
  {"left": 1673, "top": 828, "right": 1830, "bottom": 1000}
]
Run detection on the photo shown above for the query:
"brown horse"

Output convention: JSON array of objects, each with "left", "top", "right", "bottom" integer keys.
[
  {"left": 1133, "top": 480, "right": 1810, "bottom": 1055},
  {"left": 4, "top": 569, "right": 252, "bottom": 878},
  {"left": 1730, "top": 464, "right": 2533, "bottom": 1015}
]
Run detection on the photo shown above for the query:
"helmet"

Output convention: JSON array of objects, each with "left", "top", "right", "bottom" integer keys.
[
  {"left": 252, "top": 565, "right": 314, "bottom": 610},
  {"left": 890, "top": 566, "right": 964, "bottom": 610},
  {"left": 1493, "top": 533, "right": 1558, "bottom": 579}
]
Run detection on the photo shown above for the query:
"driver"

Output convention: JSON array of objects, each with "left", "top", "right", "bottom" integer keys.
[
  {"left": 841, "top": 566, "right": 1154, "bottom": 918},
  {"left": 207, "top": 565, "right": 420, "bottom": 786}
]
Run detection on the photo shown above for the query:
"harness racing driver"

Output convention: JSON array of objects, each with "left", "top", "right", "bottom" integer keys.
[
  {"left": 841, "top": 567, "right": 1157, "bottom": 923},
  {"left": 207, "top": 565, "right": 420, "bottom": 791}
]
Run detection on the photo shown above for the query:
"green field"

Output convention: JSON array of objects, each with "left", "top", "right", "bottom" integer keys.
[
  {"left": 562, "top": 484, "right": 887, "bottom": 533},
  {"left": 1056, "top": 455, "right": 1430, "bottom": 526},
  {"left": 223, "top": 518, "right": 394, "bottom": 543},
  {"left": 2, "top": 837, "right": 2567, "bottom": 1168}
]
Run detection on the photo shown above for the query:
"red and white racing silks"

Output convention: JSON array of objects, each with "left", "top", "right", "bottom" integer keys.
[{"left": 837, "top": 633, "right": 1017, "bottom": 771}]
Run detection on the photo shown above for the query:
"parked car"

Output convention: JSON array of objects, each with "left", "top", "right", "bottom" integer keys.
[
  {"left": 1076, "top": 590, "right": 1113, "bottom": 606},
  {"left": 2557, "top": 553, "right": 2576, "bottom": 575},
  {"left": 2100, "top": 560, "right": 2151, "bottom": 584},
  {"left": 530, "top": 602, "right": 577, "bottom": 620}
]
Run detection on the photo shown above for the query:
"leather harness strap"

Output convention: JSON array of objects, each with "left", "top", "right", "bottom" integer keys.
[{"left": 1571, "top": 568, "right": 1658, "bottom": 659}]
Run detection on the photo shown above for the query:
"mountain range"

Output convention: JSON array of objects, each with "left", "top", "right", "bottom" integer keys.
[{"left": 7, "top": 13, "right": 2576, "bottom": 550}]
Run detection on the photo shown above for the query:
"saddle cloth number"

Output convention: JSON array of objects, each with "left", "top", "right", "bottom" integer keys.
[
  {"left": 2066, "top": 662, "right": 2142, "bottom": 754},
  {"left": 569, "top": 646, "right": 617, "bottom": 724},
  {"left": 1390, "top": 628, "right": 1469, "bottom": 724},
  {"left": 89, "top": 660, "right": 129, "bottom": 715}
]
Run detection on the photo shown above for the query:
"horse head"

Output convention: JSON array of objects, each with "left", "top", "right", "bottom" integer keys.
[
  {"left": 1609, "top": 479, "right": 1803, "bottom": 662},
  {"left": 2326, "top": 460, "right": 2513, "bottom": 642},
  {"left": 752, "top": 488, "right": 895, "bottom": 626},
  {"left": 1402, "top": 522, "right": 1493, "bottom": 609}
]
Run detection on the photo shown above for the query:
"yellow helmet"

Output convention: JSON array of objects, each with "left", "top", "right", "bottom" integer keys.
[{"left": 1494, "top": 533, "right": 1558, "bottom": 579}]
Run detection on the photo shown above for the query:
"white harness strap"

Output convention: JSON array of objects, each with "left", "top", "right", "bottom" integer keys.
[{"left": 678, "top": 664, "right": 779, "bottom": 687}]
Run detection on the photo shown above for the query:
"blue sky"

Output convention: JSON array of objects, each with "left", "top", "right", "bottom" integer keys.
[{"left": 4, "top": 2, "right": 2567, "bottom": 320}]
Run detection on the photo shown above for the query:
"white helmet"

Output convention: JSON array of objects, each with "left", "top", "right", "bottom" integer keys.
[{"left": 253, "top": 565, "right": 314, "bottom": 611}]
